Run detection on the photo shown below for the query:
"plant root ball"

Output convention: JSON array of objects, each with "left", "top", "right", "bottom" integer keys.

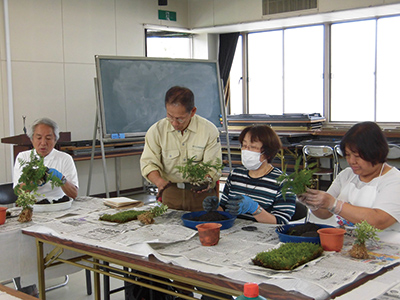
[{"left": 349, "top": 243, "right": 370, "bottom": 259}]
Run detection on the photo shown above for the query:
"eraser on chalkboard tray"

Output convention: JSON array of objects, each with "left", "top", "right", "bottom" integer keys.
[{"left": 111, "top": 133, "right": 119, "bottom": 139}]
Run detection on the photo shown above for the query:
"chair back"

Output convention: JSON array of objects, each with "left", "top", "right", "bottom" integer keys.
[
  {"left": 290, "top": 201, "right": 309, "bottom": 222},
  {"left": 387, "top": 144, "right": 400, "bottom": 160},
  {"left": 302, "top": 145, "right": 337, "bottom": 187},
  {"left": 333, "top": 144, "right": 346, "bottom": 178},
  {"left": 0, "top": 182, "right": 18, "bottom": 205},
  {"left": 303, "top": 145, "right": 334, "bottom": 158}
]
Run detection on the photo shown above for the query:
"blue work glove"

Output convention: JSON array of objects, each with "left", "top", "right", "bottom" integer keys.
[
  {"left": 47, "top": 168, "right": 63, "bottom": 181},
  {"left": 225, "top": 195, "right": 259, "bottom": 216},
  {"left": 203, "top": 196, "right": 219, "bottom": 212}
]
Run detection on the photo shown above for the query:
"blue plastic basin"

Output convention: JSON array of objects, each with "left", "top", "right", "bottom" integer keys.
[
  {"left": 276, "top": 223, "right": 335, "bottom": 244},
  {"left": 181, "top": 211, "right": 236, "bottom": 230}
]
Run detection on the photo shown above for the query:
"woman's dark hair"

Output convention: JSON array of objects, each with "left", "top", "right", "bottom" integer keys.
[
  {"left": 165, "top": 86, "right": 195, "bottom": 113},
  {"left": 238, "top": 125, "right": 282, "bottom": 163},
  {"left": 340, "top": 121, "right": 388, "bottom": 165}
]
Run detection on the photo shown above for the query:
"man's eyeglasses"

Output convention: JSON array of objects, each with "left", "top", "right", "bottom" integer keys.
[{"left": 166, "top": 114, "right": 189, "bottom": 124}]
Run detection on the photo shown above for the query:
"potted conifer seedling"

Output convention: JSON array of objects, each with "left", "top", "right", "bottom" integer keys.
[
  {"left": 14, "top": 150, "right": 63, "bottom": 222},
  {"left": 175, "top": 156, "right": 224, "bottom": 192},
  {"left": 349, "top": 220, "right": 381, "bottom": 259}
]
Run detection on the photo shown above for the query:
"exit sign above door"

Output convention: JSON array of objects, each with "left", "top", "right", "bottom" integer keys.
[{"left": 158, "top": 10, "right": 177, "bottom": 21}]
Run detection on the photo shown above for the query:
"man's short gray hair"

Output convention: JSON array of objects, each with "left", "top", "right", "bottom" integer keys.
[{"left": 28, "top": 118, "right": 60, "bottom": 141}]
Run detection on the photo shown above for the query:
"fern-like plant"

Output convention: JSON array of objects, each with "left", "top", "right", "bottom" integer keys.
[
  {"left": 175, "top": 156, "right": 223, "bottom": 186},
  {"left": 276, "top": 156, "right": 318, "bottom": 200}
]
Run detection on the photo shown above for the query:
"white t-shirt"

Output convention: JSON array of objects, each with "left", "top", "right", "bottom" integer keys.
[
  {"left": 327, "top": 167, "right": 400, "bottom": 232},
  {"left": 13, "top": 149, "right": 79, "bottom": 200}
]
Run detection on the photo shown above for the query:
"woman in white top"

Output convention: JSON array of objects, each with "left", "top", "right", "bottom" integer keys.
[{"left": 300, "top": 121, "right": 400, "bottom": 231}]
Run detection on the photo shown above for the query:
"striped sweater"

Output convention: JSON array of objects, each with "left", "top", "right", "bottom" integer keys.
[{"left": 220, "top": 167, "right": 296, "bottom": 224}]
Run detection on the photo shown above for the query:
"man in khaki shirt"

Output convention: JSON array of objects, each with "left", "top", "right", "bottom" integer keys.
[{"left": 140, "top": 86, "right": 222, "bottom": 211}]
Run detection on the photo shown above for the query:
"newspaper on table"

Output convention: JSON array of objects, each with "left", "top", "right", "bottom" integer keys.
[{"left": 19, "top": 197, "right": 400, "bottom": 300}]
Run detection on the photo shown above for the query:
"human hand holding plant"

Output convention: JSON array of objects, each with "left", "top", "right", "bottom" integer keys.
[{"left": 277, "top": 156, "right": 318, "bottom": 200}]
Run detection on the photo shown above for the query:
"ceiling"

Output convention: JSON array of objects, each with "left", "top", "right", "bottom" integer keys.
[{"left": 190, "top": 3, "right": 400, "bottom": 34}]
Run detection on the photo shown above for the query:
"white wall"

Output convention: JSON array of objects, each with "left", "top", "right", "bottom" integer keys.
[{"left": 0, "top": 0, "right": 189, "bottom": 194}]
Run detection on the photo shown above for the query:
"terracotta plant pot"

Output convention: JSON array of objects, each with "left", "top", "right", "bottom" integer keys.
[
  {"left": 317, "top": 227, "right": 346, "bottom": 252},
  {"left": 0, "top": 207, "right": 7, "bottom": 225},
  {"left": 196, "top": 223, "right": 222, "bottom": 246}
]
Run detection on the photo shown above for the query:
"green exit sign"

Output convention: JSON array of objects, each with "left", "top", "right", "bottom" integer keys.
[{"left": 158, "top": 10, "right": 177, "bottom": 21}]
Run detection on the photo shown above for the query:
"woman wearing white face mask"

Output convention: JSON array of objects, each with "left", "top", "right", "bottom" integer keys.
[
  {"left": 299, "top": 122, "right": 400, "bottom": 232},
  {"left": 203, "top": 125, "right": 296, "bottom": 224}
]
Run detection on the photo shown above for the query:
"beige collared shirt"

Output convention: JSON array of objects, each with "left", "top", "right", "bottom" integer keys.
[{"left": 140, "top": 114, "right": 222, "bottom": 185}]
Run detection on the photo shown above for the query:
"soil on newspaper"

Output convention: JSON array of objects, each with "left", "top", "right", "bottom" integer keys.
[
  {"left": 191, "top": 211, "right": 229, "bottom": 221},
  {"left": 287, "top": 222, "right": 320, "bottom": 237}
]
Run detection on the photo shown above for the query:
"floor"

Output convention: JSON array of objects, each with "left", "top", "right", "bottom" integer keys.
[{"left": 3, "top": 270, "right": 127, "bottom": 300}]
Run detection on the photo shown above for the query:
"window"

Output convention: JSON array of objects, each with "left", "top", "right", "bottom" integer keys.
[
  {"left": 284, "top": 26, "right": 324, "bottom": 114},
  {"left": 376, "top": 16, "right": 400, "bottom": 122},
  {"left": 248, "top": 30, "right": 283, "bottom": 114},
  {"left": 146, "top": 30, "right": 192, "bottom": 59},
  {"left": 331, "top": 20, "right": 376, "bottom": 122},
  {"left": 229, "top": 35, "right": 243, "bottom": 115},
  {"left": 247, "top": 25, "right": 323, "bottom": 115},
  {"left": 230, "top": 15, "right": 400, "bottom": 124}
]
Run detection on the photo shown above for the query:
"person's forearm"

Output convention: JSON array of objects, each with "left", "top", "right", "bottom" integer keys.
[
  {"left": 335, "top": 203, "right": 397, "bottom": 230},
  {"left": 147, "top": 170, "right": 169, "bottom": 190},
  {"left": 311, "top": 208, "right": 334, "bottom": 219},
  {"left": 253, "top": 208, "right": 277, "bottom": 224},
  {"left": 61, "top": 180, "right": 78, "bottom": 198}
]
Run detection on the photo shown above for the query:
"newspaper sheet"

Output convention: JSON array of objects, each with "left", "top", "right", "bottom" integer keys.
[{"left": 19, "top": 196, "right": 400, "bottom": 300}]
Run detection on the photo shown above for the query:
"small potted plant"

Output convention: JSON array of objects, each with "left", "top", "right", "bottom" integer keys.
[
  {"left": 14, "top": 150, "right": 63, "bottom": 222},
  {"left": 175, "top": 156, "right": 224, "bottom": 191},
  {"left": 276, "top": 156, "right": 318, "bottom": 199},
  {"left": 349, "top": 220, "right": 381, "bottom": 259}
]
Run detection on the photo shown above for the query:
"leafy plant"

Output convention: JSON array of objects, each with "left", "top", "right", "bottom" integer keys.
[
  {"left": 14, "top": 150, "right": 63, "bottom": 222},
  {"left": 175, "top": 156, "right": 223, "bottom": 186},
  {"left": 14, "top": 150, "right": 63, "bottom": 198},
  {"left": 15, "top": 190, "right": 37, "bottom": 210},
  {"left": 137, "top": 203, "right": 169, "bottom": 224},
  {"left": 353, "top": 220, "right": 381, "bottom": 245},
  {"left": 100, "top": 203, "right": 168, "bottom": 224},
  {"left": 252, "top": 242, "right": 323, "bottom": 270},
  {"left": 349, "top": 220, "right": 381, "bottom": 259},
  {"left": 276, "top": 156, "right": 318, "bottom": 199}
]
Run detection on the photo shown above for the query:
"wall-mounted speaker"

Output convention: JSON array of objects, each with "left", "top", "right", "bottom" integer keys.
[{"left": 158, "top": 0, "right": 167, "bottom": 5}]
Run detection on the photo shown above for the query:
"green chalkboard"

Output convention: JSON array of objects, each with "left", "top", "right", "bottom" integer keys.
[{"left": 95, "top": 56, "right": 225, "bottom": 139}]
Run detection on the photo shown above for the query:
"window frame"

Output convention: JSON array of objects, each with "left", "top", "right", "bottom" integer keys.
[{"left": 230, "top": 15, "right": 400, "bottom": 128}]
